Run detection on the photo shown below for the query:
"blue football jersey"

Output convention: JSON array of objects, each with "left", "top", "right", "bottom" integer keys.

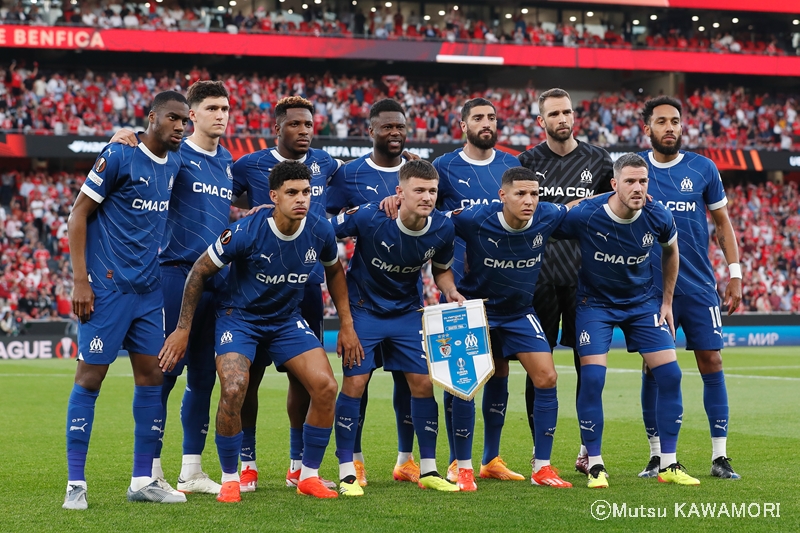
[
  {"left": 433, "top": 148, "right": 521, "bottom": 285},
  {"left": 207, "top": 211, "right": 338, "bottom": 321},
  {"left": 331, "top": 203, "right": 455, "bottom": 315},
  {"left": 81, "top": 142, "right": 179, "bottom": 294},
  {"left": 452, "top": 202, "right": 569, "bottom": 317},
  {"left": 552, "top": 195, "right": 677, "bottom": 307},
  {"left": 160, "top": 139, "right": 234, "bottom": 265},
  {"left": 639, "top": 150, "right": 727, "bottom": 296},
  {"left": 326, "top": 153, "right": 405, "bottom": 215},
  {"left": 232, "top": 147, "right": 340, "bottom": 284}
]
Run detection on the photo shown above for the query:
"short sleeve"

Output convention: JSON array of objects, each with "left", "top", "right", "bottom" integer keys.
[
  {"left": 326, "top": 164, "right": 347, "bottom": 215},
  {"left": 319, "top": 220, "right": 339, "bottom": 267},
  {"left": 551, "top": 203, "right": 582, "bottom": 240},
  {"left": 207, "top": 217, "right": 255, "bottom": 268},
  {"left": 704, "top": 160, "right": 727, "bottom": 211},
  {"left": 431, "top": 218, "right": 455, "bottom": 270},
  {"left": 332, "top": 202, "right": 375, "bottom": 240},
  {"left": 80, "top": 145, "right": 124, "bottom": 203},
  {"left": 231, "top": 155, "right": 250, "bottom": 201},
  {"left": 658, "top": 207, "right": 678, "bottom": 247}
]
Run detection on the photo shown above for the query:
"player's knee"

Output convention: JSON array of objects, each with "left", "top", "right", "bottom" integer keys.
[
  {"left": 313, "top": 375, "right": 338, "bottom": 407},
  {"left": 696, "top": 350, "right": 722, "bottom": 373},
  {"left": 652, "top": 361, "right": 682, "bottom": 392},
  {"left": 220, "top": 373, "right": 248, "bottom": 403},
  {"left": 534, "top": 368, "right": 558, "bottom": 389},
  {"left": 579, "top": 365, "right": 606, "bottom": 391}
]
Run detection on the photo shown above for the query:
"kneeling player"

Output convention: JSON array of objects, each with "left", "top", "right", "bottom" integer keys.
[
  {"left": 332, "top": 160, "right": 463, "bottom": 495},
  {"left": 552, "top": 153, "right": 699, "bottom": 488},
  {"left": 450, "top": 167, "right": 573, "bottom": 489},
  {"left": 160, "top": 161, "right": 363, "bottom": 501}
]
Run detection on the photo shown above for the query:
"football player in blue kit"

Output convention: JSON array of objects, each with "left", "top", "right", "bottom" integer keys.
[
  {"left": 231, "top": 96, "right": 342, "bottom": 491},
  {"left": 110, "top": 80, "right": 235, "bottom": 496},
  {"left": 326, "top": 98, "right": 419, "bottom": 487},
  {"left": 449, "top": 167, "right": 574, "bottom": 490},
  {"left": 331, "top": 160, "right": 463, "bottom": 496},
  {"left": 637, "top": 97, "right": 742, "bottom": 480},
  {"left": 552, "top": 153, "right": 700, "bottom": 488},
  {"left": 432, "top": 98, "right": 526, "bottom": 485},
  {"left": 160, "top": 161, "right": 362, "bottom": 501},
  {"left": 63, "top": 91, "right": 189, "bottom": 510}
]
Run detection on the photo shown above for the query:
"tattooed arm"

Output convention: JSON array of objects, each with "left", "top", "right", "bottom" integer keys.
[
  {"left": 158, "top": 251, "right": 222, "bottom": 371},
  {"left": 710, "top": 206, "right": 742, "bottom": 315}
]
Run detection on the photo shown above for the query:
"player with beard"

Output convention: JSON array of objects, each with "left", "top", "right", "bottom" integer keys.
[
  {"left": 326, "top": 98, "right": 419, "bottom": 487},
  {"left": 231, "top": 96, "right": 341, "bottom": 492},
  {"left": 637, "top": 96, "right": 742, "bottom": 480},
  {"left": 517, "top": 88, "right": 614, "bottom": 479},
  {"left": 432, "top": 98, "right": 524, "bottom": 490}
]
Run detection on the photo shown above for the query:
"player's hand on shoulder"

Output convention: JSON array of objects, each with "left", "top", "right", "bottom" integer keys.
[
  {"left": 109, "top": 128, "right": 138, "bottom": 147},
  {"left": 402, "top": 150, "right": 420, "bottom": 161},
  {"left": 337, "top": 324, "right": 364, "bottom": 369},
  {"left": 158, "top": 328, "right": 189, "bottom": 372},
  {"left": 71, "top": 279, "right": 95, "bottom": 323},
  {"left": 379, "top": 194, "right": 401, "bottom": 219},
  {"left": 244, "top": 204, "right": 273, "bottom": 217}
]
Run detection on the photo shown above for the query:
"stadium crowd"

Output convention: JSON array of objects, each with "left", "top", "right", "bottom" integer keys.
[
  {"left": 2, "top": 65, "right": 800, "bottom": 151},
  {"left": 3, "top": 1, "right": 794, "bottom": 55},
  {"left": 1, "top": 165, "right": 798, "bottom": 331}
]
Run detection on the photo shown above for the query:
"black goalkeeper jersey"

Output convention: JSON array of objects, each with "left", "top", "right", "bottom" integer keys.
[{"left": 518, "top": 140, "right": 614, "bottom": 286}]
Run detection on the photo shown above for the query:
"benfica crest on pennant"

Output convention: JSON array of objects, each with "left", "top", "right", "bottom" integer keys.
[{"left": 421, "top": 299, "right": 494, "bottom": 401}]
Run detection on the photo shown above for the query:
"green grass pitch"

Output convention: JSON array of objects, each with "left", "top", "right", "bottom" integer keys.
[{"left": 1, "top": 347, "right": 797, "bottom": 532}]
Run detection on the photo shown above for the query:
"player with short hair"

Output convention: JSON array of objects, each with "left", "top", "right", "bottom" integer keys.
[
  {"left": 332, "top": 159, "right": 462, "bottom": 495},
  {"left": 326, "top": 98, "right": 419, "bottom": 486},
  {"left": 432, "top": 97, "right": 526, "bottom": 486},
  {"left": 517, "top": 88, "right": 614, "bottom": 477},
  {"left": 637, "top": 96, "right": 742, "bottom": 479},
  {"left": 63, "top": 91, "right": 189, "bottom": 510},
  {"left": 108, "top": 81, "right": 234, "bottom": 495},
  {"left": 231, "top": 96, "right": 342, "bottom": 491},
  {"left": 160, "top": 161, "right": 362, "bottom": 502},
  {"left": 450, "top": 166, "right": 573, "bottom": 490},
  {"left": 553, "top": 152, "right": 700, "bottom": 488}
]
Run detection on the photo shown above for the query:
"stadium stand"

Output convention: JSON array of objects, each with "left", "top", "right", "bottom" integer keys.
[{"left": 1, "top": 65, "right": 799, "bottom": 150}]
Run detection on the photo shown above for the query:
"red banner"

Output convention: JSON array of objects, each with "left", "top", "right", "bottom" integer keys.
[
  {"left": 1, "top": 26, "right": 799, "bottom": 77},
  {"left": 550, "top": 0, "right": 798, "bottom": 12}
]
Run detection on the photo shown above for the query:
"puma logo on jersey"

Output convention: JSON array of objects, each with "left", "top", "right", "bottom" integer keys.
[
  {"left": 234, "top": 225, "right": 243, "bottom": 233},
  {"left": 365, "top": 185, "right": 380, "bottom": 194},
  {"left": 596, "top": 232, "right": 609, "bottom": 242},
  {"left": 381, "top": 241, "right": 394, "bottom": 252},
  {"left": 190, "top": 160, "right": 202, "bottom": 170},
  {"left": 535, "top": 171, "right": 548, "bottom": 179},
  {"left": 138, "top": 176, "right": 151, "bottom": 187},
  {"left": 487, "top": 237, "right": 500, "bottom": 247},
  {"left": 458, "top": 178, "right": 471, "bottom": 187},
  {"left": 260, "top": 253, "right": 273, "bottom": 263}
]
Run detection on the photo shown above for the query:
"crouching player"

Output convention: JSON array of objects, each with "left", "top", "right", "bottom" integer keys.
[
  {"left": 331, "top": 160, "right": 464, "bottom": 495},
  {"left": 551, "top": 153, "right": 699, "bottom": 488},
  {"left": 449, "top": 167, "right": 573, "bottom": 490},
  {"left": 159, "top": 161, "right": 363, "bottom": 501}
]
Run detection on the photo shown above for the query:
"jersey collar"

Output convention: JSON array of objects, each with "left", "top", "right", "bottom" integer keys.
[
  {"left": 138, "top": 142, "right": 168, "bottom": 164},
  {"left": 271, "top": 148, "right": 308, "bottom": 164},
  {"left": 458, "top": 149, "right": 495, "bottom": 166},
  {"left": 366, "top": 153, "right": 404, "bottom": 172},
  {"left": 184, "top": 138, "right": 218, "bottom": 157},
  {"left": 647, "top": 151, "right": 684, "bottom": 169},
  {"left": 396, "top": 215, "right": 431, "bottom": 236},
  {"left": 603, "top": 202, "right": 642, "bottom": 224},
  {"left": 497, "top": 211, "right": 533, "bottom": 232},
  {"left": 267, "top": 216, "right": 307, "bottom": 241}
]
